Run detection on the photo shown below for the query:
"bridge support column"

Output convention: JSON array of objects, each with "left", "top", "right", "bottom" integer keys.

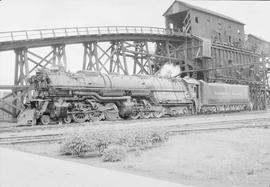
[
  {"left": 52, "top": 45, "right": 67, "bottom": 70},
  {"left": 83, "top": 42, "right": 102, "bottom": 72},
  {"left": 14, "top": 49, "right": 29, "bottom": 86},
  {"left": 154, "top": 39, "right": 202, "bottom": 78},
  {"left": 131, "top": 41, "right": 153, "bottom": 75},
  {"left": 154, "top": 41, "right": 182, "bottom": 73},
  {"left": 109, "top": 42, "right": 129, "bottom": 74},
  {"left": 12, "top": 49, "right": 30, "bottom": 117},
  {"left": 81, "top": 40, "right": 184, "bottom": 75},
  {"left": 83, "top": 42, "right": 129, "bottom": 75},
  {"left": 0, "top": 49, "right": 30, "bottom": 121},
  {"left": 0, "top": 87, "right": 29, "bottom": 121}
]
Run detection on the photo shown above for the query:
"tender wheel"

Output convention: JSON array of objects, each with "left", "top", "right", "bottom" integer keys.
[
  {"left": 176, "top": 110, "right": 181, "bottom": 117},
  {"left": 216, "top": 106, "right": 221, "bottom": 113},
  {"left": 152, "top": 111, "right": 163, "bottom": 118},
  {"left": 182, "top": 108, "right": 188, "bottom": 115},
  {"left": 72, "top": 109, "right": 88, "bottom": 123},
  {"left": 220, "top": 105, "right": 225, "bottom": 112},
  {"left": 225, "top": 105, "right": 229, "bottom": 112},
  {"left": 63, "top": 115, "right": 72, "bottom": 124},
  {"left": 141, "top": 112, "right": 151, "bottom": 119},
  {"left": 130, "top": 111, "right": 140, "bottom": 120},
  {"left": 40, "top": 115, "right": 50, "bottom": 125},
  {"left": 171, "top": 110, "right": 177, "bottom": 117},
  {"left": 212, "top": 107, "right": 217, "bottom": 113}
]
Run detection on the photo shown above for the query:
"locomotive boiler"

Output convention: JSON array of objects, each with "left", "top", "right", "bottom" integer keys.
[{"left": 17, "top": 67, "right": 252, "bottom": 125}]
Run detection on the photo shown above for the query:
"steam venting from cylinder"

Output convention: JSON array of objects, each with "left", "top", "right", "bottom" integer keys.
[{"left": 157, "top": 63, "right": 181, "bottom": 78}]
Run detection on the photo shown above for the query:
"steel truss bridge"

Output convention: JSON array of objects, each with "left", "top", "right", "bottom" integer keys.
[{"left": 0, "top": 26, "right": 265, "bottom": 121}]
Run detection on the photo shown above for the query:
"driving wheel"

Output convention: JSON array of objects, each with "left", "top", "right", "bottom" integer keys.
[
  {"left": 72, "top": 109, "right": 87, "bottom": 123},
  {"left": 89, "top": 111, "right": 104, "bottom": 122}
]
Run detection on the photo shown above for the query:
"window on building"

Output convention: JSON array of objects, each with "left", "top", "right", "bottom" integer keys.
[
  {"left": 218, "top": 33, "right": 222, "bottom": 42},
  {"left": 228, "top": 36, "right": 231, "bottom": 43},
  {"left": 218, "top": 22, "right": 222, "bottom": 30},
  {"left": 237, "top": 29, "right": 241, "bottom": 34},
  {"left": 238, "top": 38, "right": 242, "bottom": 47},
  {"left": 195, "top": 17, "right": 199, "bottom": 23}
]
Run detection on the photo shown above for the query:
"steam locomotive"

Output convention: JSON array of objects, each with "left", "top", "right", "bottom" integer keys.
[{"left": 17, "top": 67, "right": 252, "bottom": 125}]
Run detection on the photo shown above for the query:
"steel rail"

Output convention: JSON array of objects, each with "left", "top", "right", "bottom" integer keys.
[
  {"left": 1, "top": 124, "right": 269, "bottom": 145},
  {"left": 1, "top": 117, "right": 269, "bottom": 145},
  {"left": 0, "top": 134, "right": 63, "bottom": 144},
  {"left": 168, "top": 124, "right": 270, "bottom": 135},
  {"left": 0, "top": 111, "right": 266, "bottom": 133}
]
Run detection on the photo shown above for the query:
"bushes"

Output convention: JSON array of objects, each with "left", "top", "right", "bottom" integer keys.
[
  {"left": 150, "top": 131, "right": 169, "bottom": 145},
  {"left": 60, "top": 129, "right": 169, "bottom": 161},
  {"left": 60, "top": 131, "right": 111, "bottom": 157},
  {"left": 124, "top": 130, "right": 168, "bottom": 149},
  {"left": 101, "top": 145, "right": 127, "bottom": 162},
  {"left": 60, "top": 132, "right": 95, "bottom": 157}
]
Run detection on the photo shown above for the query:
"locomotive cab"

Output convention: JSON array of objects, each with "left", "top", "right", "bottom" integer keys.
[{"left": 182, "top": 77, "right": 200, "bottom": 113}]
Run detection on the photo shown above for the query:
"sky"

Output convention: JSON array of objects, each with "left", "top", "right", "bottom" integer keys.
[{"left": 0, "top": 0, "right": 270, "bottom": 85}]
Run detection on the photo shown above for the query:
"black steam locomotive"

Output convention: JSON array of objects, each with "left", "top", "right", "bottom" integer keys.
[{"left": 18, "top": 68, "right": 252, "bottom": 125}]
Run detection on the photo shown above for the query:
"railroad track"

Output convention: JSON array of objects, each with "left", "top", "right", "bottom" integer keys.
[
  {"left": 0, "top": 110, "right": 268, "bottom": 134},
  {"left": 1, "top": 119, "right": 269, "bottom": 145},
  {"left": 0, "top": 134, "right": 63, "bottom": 144},
  {"left": 168, "top": 123, "right": 270, "bottom": 135}
]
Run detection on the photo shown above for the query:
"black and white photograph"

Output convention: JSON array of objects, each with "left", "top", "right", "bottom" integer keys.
[{"left": 0, "top": 0, "right": 270, "bottom": 186}]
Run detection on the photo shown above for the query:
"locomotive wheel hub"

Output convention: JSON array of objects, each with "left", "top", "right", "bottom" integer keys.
[
  {"left": 89, "top": 111, "right": 104, "bottom": 122},
  {"left": 141, "top": 111, "right": 151, "bottom": 119},
  {"left": 40, "top": 115, "right": 50, "bottom": 125},
  {"left": 63, "top": 115, "right": 72, "bottom": 124},
  {"left": 130, "top": 111, "right": 140, "bottom": 120},
  {"left": 152, "top": 111, "right": 163, "bottom": 118},
  {"left": 72, "top": 109, "right": 88, "bottom": 123}
]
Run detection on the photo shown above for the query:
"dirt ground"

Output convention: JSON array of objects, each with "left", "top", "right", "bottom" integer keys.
[{"left": 5, "top": 126, "right": 270, "bottom": 187}]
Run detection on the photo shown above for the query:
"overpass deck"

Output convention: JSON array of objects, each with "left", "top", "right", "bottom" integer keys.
[{"left": 0, "top": 26, "right": 189, "bottom": 51}]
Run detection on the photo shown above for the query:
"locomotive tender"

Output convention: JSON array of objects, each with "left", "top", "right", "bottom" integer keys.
[{"left": 18, "top": 67, "right": 251, "bottom": 125}]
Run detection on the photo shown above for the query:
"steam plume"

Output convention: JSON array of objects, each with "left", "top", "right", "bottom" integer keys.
[{"left": 158, "top": 63, "right": 181, "bottom": 78}]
